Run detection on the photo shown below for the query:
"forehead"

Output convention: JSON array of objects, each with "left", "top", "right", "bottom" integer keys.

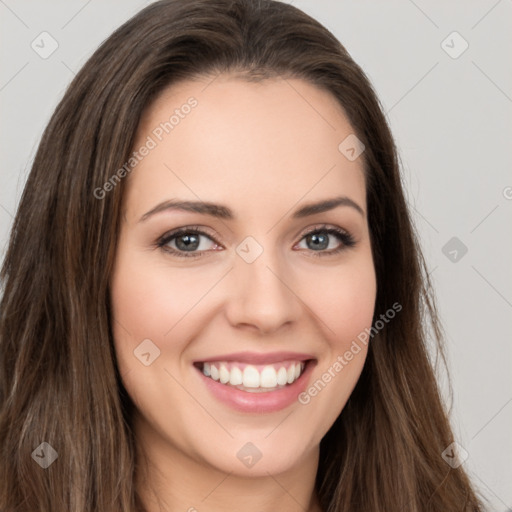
[{"left": 124, "top": 75, "right": 366, "bottom": 221}]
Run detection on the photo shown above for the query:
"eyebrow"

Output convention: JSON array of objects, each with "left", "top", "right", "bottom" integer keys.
[{"left": 138, "top": 195, "right": 365, "bottom": 222}]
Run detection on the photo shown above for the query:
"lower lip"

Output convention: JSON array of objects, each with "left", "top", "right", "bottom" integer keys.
[{"left": 195, "top": 361, "right": 316, "bottom": 413}]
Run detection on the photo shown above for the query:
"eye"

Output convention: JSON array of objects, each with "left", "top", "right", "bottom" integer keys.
[
  {"left": 156, "top": 226, "right": 221, "bottom": 258},
  {"left": 295, "top": 224, "right": 356, "bottom": 257},
  {"left": 156, "top": 224, "right": 356, "bottom": 259}
]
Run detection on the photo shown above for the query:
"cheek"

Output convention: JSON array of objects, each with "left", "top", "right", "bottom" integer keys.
[
  {"left": 294, "top": 254, "right": 376, "bottom": 426},
  {"left": 300, "top": 254, "right": 377, "bottom": 349},
  {"left": 109, "top": 248, "right": 215, "bottom": 349},
  {"left": 108, "top": 248, "right": 195, "bottom": 417},
  {"left": 109, "top": 246, "right": 176, "bottom": 379}
]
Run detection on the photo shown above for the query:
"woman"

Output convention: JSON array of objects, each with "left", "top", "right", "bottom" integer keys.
[{"left": 0, "top": 0, "right": 486, "bottom": 510}]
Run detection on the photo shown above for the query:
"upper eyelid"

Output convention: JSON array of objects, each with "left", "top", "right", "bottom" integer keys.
[
  {"left": 158, "top": 225, "right": 217, "bottom": 244},
  {"left": 158, "top": 223, "right": 352, "bottom": 248}
]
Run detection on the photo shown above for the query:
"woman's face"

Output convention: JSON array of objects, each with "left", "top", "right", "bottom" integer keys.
[{"left": 110, "top": 74, "right": 376, "bottom": 478}]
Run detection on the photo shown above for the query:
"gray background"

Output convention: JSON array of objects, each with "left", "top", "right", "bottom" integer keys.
[{"left": 1, "top": 0, "right": 511, "bottom": 510}]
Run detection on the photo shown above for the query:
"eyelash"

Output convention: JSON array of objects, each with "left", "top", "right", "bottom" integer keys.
[{"left": 155, "top": 224, "right": 356, "bottom": 259}]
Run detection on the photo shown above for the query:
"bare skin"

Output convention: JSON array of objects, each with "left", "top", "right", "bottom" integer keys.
[{"left": 109, "top": 74, "right": 377, "bottom": 512}]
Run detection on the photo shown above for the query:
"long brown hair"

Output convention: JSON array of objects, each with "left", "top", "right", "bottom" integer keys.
[{"left": 0, "top": 0, "right": 486, "bottom": 510}]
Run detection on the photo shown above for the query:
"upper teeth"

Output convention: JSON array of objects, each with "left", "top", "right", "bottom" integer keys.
[{"left": 202, "top": 361, "right": 305, "bottom": 389}]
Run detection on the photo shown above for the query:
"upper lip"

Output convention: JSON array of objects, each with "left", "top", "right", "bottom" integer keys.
[{"left": 193, "top": 351, "right": 315, "bottom": 365}]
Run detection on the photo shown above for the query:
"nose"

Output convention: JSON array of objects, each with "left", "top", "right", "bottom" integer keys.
[{"left": 224, "top": 245, "right": 303, "bottom": 335}]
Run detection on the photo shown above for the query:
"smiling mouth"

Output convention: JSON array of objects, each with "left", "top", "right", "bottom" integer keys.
[{"left": 193, "top": 359, "right": 311, "bottom": 393}]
